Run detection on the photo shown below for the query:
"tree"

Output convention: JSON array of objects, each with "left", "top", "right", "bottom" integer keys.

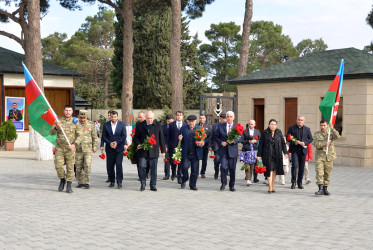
[
  {"left": 198, "top": 22, "right": 241, "bottom": 91},
  {"left": 237, "top": 0, "right": 253, "bottom": 77},
  {"left": 365, "top": 5, "right": 373, "bottom": 53},
  {"left": 247, "top": 21, "right": 299, "bottom": 73},
  {"left": 296, "top": 38, "right": 328, "bottom": 57}
]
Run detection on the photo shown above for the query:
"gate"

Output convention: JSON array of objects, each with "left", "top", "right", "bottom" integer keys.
[{"left": 199, "top": 95, "right": 236, "bottom": 125}]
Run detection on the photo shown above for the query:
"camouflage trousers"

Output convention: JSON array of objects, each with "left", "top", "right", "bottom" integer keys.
[
  {"left": 315, "top": 158, "right": 334, "bottom": 186},
  {"left": 75, "top": 151, "right": 92, "bottom": 185},
  {"left": 54, "top": 146, "right": 75, "bottom": 182}
]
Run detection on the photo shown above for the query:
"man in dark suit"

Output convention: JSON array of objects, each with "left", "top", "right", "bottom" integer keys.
[
  {"left": 133, "top": 111, "right": 166, "bottom": 191},
  {"left": 215, "top": 111, "right": 243, "bottom": 191},
  {"left": 167, "top": 111, "right": 187, "bottom": 183},
  {"left": 102, "top": 111, "right": 127, "bottom": 188},
  {"left": 179, "top": 115, "right": 204, "bottom": 191},
  {"left": 8, "top": 103, "right": 22, "bottom": 121},
  {"left": 209, "top": 114, "right": 227, "bottom": 179},
  {"left": 286, "top": 116, "right": 313, "bottom": 189},
  {"left": 162, "top": 114, "right": 174, "bottom": 180},
  {"left": 198, "top": 114, "right": 212, "bottom": 178}
]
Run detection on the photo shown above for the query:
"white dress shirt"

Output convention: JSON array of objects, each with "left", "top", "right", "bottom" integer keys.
[
  {"left": 111, "top": 121, "right": 118, "bottom": 135},
  {"left": 249, "top": 128, "right": 254, "bottom": 136}
]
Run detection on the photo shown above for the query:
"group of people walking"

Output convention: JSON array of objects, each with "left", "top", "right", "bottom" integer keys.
[{"left": 50, "top": 105, "right": 340, "bottom": 196}]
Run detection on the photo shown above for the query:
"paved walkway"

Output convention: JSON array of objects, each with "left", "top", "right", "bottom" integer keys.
[{"left": 0, "top": 150, "right": 372, "bottom": 249}]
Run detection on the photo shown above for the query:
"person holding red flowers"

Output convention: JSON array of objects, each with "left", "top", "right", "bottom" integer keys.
[
  {"left": 257, "top": 119, "right": 288, "bottom": 193},
  {"left": 240, "top": 120, "right": 261, "bottom": 186},
  {"left": 179, "top": 115, "right": 205, "bottom": 191},
  {"left": 133, "top": 111, "right": 166, "bottom": 191},
  {"left": 198, "top": 114, "right": 212, "bottom": 178},
  {"left": 215, "top": 111, "right": 243, "bottom": 192},
  {"left": 286, "top": 116, "right": 313, "bottom": 189}
]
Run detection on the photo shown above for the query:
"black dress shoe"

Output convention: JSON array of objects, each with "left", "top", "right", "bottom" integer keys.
[
  {"left": 220, "top": 184, "right": 225, "bottom": 191},
  {"left": 84, "top": 184, "right": 90, "bottom": 189},
  {"left": 105, "top": 179, "right": 110, "bottom": 183},
  {"left": 254, "top": 179, "right": 259, "bottom": 183},
  {"left": 178, "top": 178, "right": 182, "bottom": 184},
  {"left": 291, "top": 183, "right": 296, "bottom": 189},
  {"left": 181, "top": 182, "right": 186, "bottom": 189},
  {"left": 140, "top": 184, "right": 145, "bottom": 191},
  {"left": 150, "top": 186, "right": 157, "bottom": 191},
  {"left": 76, "top": 184, "right": 84, "bottom": 188},
  {"left": 298, "top": 184, "right": 304, "bottom": 189},
  {"left": 190, "top": 186, "right": 198, "bottom": 191},
  {"left": 268, "top": 190, "right": 272, "bottom": 193},
  {"left": 171, "top": 174, "right": 176, "bottom": 181},
  {"left": 109, "top": 182, "right": 115, "bottom": 187},
  {"left": 58, "top": 178, "right": 66, "bottom": 191},
  {"left": 272, "top": 190, "right": 276, "bottom": 193},
  {"left": 214, "top": 173, "right": 218, "bottom": 180},
  {"left": 229, "top": 187, "right": 236, "bottom": 192},
  {"left": 163, "top": 176, "right": 170, "bottom": 180},
  {"left": 117, "top": 183, "right": 122, "bottom": 189}
]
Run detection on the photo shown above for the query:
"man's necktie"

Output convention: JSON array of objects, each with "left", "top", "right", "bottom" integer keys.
[
  {"left": 178, "top": 123, "right": 181, "bottom": 130},
  {"left": 228, "top": 124, "right": 231, "bottom": 133}
]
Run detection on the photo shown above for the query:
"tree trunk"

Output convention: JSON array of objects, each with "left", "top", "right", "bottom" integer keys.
[
  {"left": 26, "top": 0, "right": 53, "bottom": 160},
  {"left": 237, "top": 0, "right": 253, "bottom": 77},
  {"left": 104, "top": 62, "right": 109, "bottom": 108},
  {"left": 121, "top": 0, "right": 134, "bottom": 124},
  {"left": 170, "top": 0, "right": 183, "bottom": 114}
]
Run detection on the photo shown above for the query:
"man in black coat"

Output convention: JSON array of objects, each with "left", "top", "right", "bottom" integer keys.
[
  {"left": 133, "top": 111, "right": 166, "bottom": 191},
  {"left": 198, "top": 114, "right": 212, "bottom": 178},
  {"left": 162, "top": 114, "right": 174, "bottom": 180},
  {"left": 209, "top": 114, "right": 227, "bottom": 179},
  {"left": 101, "top": 111, "right": 127, "bottom": 188},
  {"left": 215, "top": 111, "right": 243, "bottom": 191},
  {"left": 167, "top": 111, "right": 187, "bottom": 183},
  {"left": 286, "top": 116, "right": 313, "bottom": 189},
  {"left": 100, "top": 110, "right": 112, "bottom": 183}
]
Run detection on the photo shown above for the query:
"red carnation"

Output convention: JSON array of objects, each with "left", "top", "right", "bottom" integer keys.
[
  {"left": 123, "top": 152, "right": 128, "bottom": 156},
  {"left": 254, "top": 135, "right": 259, "bottom": 140},
  {"left": 209, "top": 155, "right": 216, "bottom": 159},
  {"left": 244, "top": 129, "right": 247, "bottom": 132},
  {"left": 245, "top": 168, "right": 249, "bottom": 172}
]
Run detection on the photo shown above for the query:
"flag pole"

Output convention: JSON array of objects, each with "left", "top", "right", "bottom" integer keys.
[{"left": 22, "top": 62, "right": 72, "bottom": 147}]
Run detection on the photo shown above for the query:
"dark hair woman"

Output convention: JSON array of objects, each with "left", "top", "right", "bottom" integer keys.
[{"left": 257, "top": 119, "right": 288, "bottom": 193}]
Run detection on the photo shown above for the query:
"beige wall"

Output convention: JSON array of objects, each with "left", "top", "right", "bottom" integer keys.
[
  {"left": 236, "top": 78, "right": 373, "bottom": 167},
  {"left": 4, "top": 74, "right": 74, "bottom": 88}
]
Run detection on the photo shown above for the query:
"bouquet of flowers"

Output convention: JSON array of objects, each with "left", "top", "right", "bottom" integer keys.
[
  {"left": 139, "top": 134, "right": 157, "bottom": 150},
  {"left": 286, "top": 134, "right": 297, "bottom": 144},
  {"left": 172, "top": 139, "right": 182, "bottom": 165},
  {"left": 194, "top": 126, "right": 207, "bottom": 145},
  {"left": 254, "top": 160, "right": 266, "bottom": 174},
  {"left": 126, "top": 142, "right": 136, "bottom": 159},
  {"left": 228, "top": 123, "right": 244, "bottom": 141},
  {"left": 99, "top": 149, "right": 106, "bottom": 160},
  {"left": 164, "top": 151, "right": 170, "bottom": 163},
  {"left": 241, "top": 163, "right": 250, "bottom": 172}
]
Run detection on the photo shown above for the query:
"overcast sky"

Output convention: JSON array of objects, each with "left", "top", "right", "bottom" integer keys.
[{"left": 0, "top": 0, "right": 372, "bottom": 54}]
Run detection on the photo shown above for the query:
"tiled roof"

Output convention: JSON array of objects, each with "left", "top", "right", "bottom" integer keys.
[
  {"left": 0, "top": 46, "right": 83, "bottom": 77},
  {"left": 229, "top": 48, "right": 373, "bottom": 84}
]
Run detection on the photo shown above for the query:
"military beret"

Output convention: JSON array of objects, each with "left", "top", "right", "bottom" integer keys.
[
  {"left": 79, "top": 110, "right": 88, "bottom": 118},
  {"left": 220, "top": 113, "right": 226, "bottom": 118},
  {"left": 187, "top": 115, "right": 197, "bottom": 121}
]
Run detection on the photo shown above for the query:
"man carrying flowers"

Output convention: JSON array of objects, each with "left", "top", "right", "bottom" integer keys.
[
  {"left": 214, "top": 111, "right": 243, "bottom": 192},
  {"left": 133, "top": 111, "right": 166, "bottom": 191},
  {"left": 179, "top": 115, "right": 205, "bottom": 191}
]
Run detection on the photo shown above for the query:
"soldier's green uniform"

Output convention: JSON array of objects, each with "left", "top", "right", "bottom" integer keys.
[
  {"left": 50, "top": 116, "right": 82, "bottom": 185},
  {"left": 313, "top": 127, "right": 340, "bottom": 193},
  {"left": 75, "top": 111, "right": 98, "bottom": 188}
]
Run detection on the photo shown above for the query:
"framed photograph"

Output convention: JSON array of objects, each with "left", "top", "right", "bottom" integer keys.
[{"left": 5, "top": 96, "right": 25, "bottom": 131}]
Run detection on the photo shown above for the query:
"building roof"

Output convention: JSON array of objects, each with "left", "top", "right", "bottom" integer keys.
[
  {"left": 75, "top": 95, "right": 92, "bottom": 108},
  {"left": 0, "top": 46, "right": 83, "bottom": 77},
  {"left": 229, "top": 48, "right": 373, "bottom": 84}
]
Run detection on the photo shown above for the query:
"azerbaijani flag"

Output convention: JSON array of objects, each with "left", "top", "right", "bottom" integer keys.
[
  {"left": 23, "top": 63, "right": 58, "bottom": 146},
  {"left": 319, "top": 59, "right": 344, "bottom": 127},
  {"left": 131, "top": 109, "right": 136, "bottom": 130}
]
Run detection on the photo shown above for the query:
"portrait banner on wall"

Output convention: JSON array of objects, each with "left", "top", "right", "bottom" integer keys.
[{"left": 5, "top": 96, "right": 25, "bottom": 131}]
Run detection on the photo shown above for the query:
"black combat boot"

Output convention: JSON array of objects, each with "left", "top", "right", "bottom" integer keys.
[
  {"left": 323, "top": 186, "right": 330, "bottom": 196},
  {"left": 315, "top": 184, "right": 324, "bottom": 195},
  {"left": 58, "top": 178, "right": 66, "bottom": 192},
  {"left": 66, "top": 181, "right": 73, "bottom": 193}
]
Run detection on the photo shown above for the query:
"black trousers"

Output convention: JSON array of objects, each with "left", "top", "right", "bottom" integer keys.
[{"left": 291, "top": 150, "right": 306, "bottom": 185}]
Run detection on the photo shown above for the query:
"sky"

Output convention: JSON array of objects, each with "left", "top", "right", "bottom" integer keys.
[{"left": 0, "top": 0, "right": 372, "bottom": 54}]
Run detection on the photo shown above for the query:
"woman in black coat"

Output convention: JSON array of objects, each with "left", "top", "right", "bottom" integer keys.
[{"left": 257, "top": 119, "right": 288, "bottom": 193}]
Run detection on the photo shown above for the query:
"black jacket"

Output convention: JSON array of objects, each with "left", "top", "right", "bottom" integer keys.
[
  {"left": 241, "top": 128, "right": 261, "bottom": 152},
  {"left": 133, "top": 120, "right": 166, "bottom": 159},
  {"left": 257, "top": 128, "right": 288, "bottom": 176}
]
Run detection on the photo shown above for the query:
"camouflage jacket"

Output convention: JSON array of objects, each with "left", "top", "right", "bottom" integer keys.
[
  {"left": 49, "top": 117, "right": 82, "bottom": 147},
  {"left": 76, "top": 120, "right": 98, "bottom": 153},
  {"left": 313, "top": 128, "right": 340, "bottom": 161}
]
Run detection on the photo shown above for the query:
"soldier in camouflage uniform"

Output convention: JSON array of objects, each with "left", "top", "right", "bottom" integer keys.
[
  {"left": 313, "top": 119, "right": 340, "bottom": 196},
  {"left": 49, "top": 105, "right": 82, "bottom": 193},
  {"left": 75, "top": 110, "right": 98, "bottom": 189}
]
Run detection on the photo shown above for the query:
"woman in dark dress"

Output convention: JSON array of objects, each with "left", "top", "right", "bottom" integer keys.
[{"left": 257, "top": 119, "right": 288, "bottom": 193}]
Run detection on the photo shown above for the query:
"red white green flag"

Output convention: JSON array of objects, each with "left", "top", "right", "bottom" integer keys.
[
  {"left": 23, "top": 63, "right": 58, "bottom": 145},
  {"left": 319, "top": 59, "right": 344, "bottom": 127}
]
